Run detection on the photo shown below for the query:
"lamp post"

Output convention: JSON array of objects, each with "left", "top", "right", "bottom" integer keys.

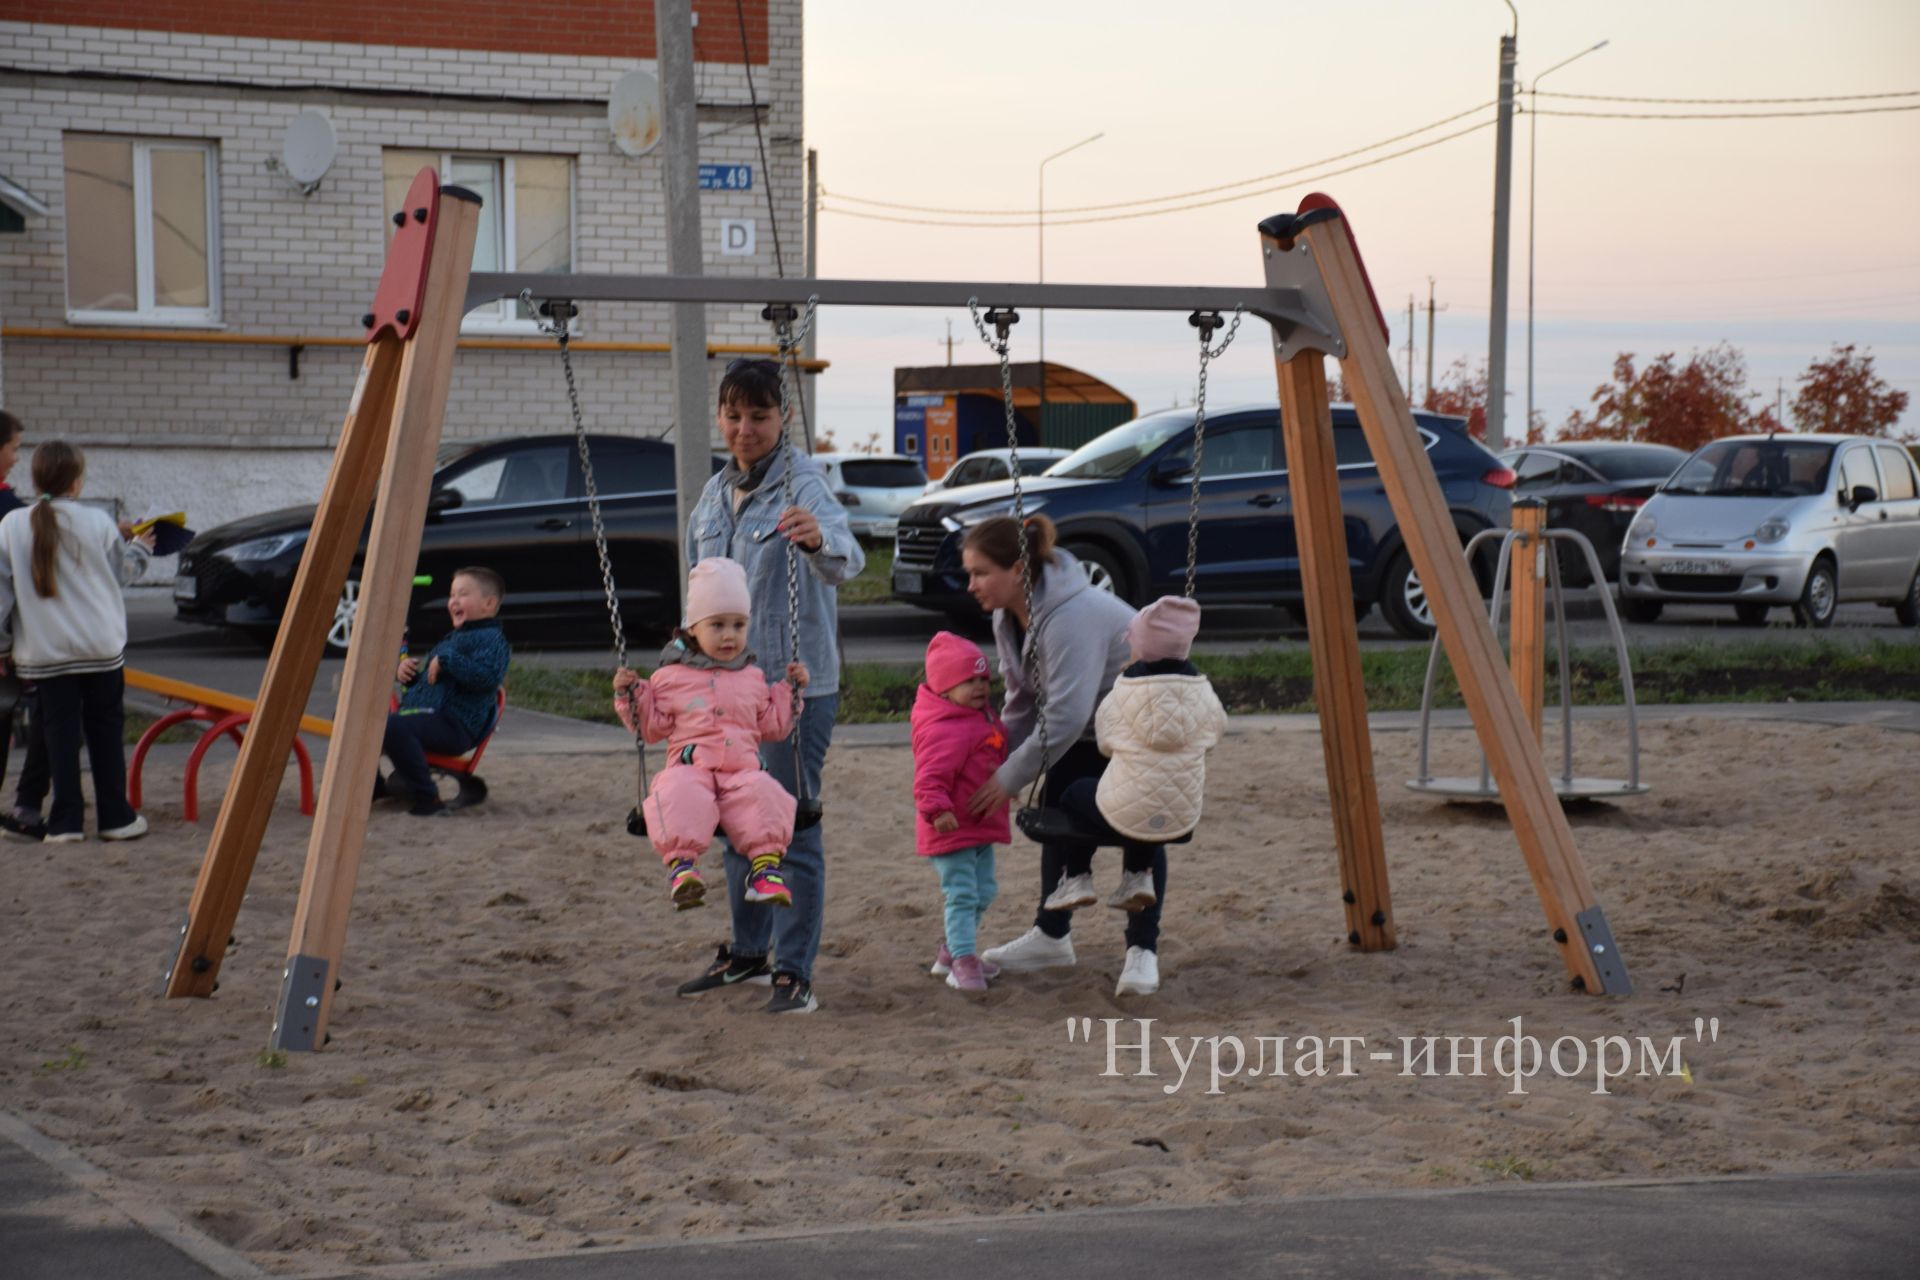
[
  {"left": 1527, "top": 39, "right": 1608, "bottom": 445},
  {"left": 1485, "top": 0, "right": 1519, "bottom": 451},
  {"left": 1038, "top": 131, "right": 1103, "bottom": 445}
]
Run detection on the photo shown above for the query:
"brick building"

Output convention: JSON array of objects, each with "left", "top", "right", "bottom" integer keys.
[{"left": 0, "top": 1, "right": 805, "bottom": 566}]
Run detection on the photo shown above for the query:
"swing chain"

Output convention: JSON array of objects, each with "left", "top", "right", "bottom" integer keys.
[
  {"left": 772, "top": 295, "right": 819, "bottom": 719},
  {"left": 1184, "top": 306, "right": 1245, "bottom": 600}
]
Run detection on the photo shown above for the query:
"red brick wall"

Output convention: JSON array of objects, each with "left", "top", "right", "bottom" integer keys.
[{"left": 0, "top": 1, "right": 770, "bottom": 62}]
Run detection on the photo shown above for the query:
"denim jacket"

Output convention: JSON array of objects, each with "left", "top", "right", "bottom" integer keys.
[{"left": 686, "top": 444, "right": 864, "bottom": 697}]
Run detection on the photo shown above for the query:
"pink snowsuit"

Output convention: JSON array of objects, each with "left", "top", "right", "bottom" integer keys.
[{"left": 616, "top": 659, "right": 798, "bottom": 865}]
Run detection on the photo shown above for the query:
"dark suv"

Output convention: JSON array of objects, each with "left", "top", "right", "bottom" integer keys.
[{"left": 890, "top": 403, "right": 1513, "bottom": 638}]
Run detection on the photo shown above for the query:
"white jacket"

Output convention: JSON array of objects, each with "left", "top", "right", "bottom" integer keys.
[
  {"left": 1094, "top": 670, "right": 1228, "bottom": 842},
  {"left": 0, "top": 501, "right": 149, "bottom": 678}
]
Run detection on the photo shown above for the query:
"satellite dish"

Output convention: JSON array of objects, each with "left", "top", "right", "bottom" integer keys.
[
  {"left": 282, "top": 110, "right": 337, "bottom": 193},
  {"left": 608, "top": 69, "right": 663, "bottom": 158}
]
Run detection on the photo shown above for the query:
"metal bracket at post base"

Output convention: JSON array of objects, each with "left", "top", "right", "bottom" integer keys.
[
  {"left": 271, "top": 953, "right": 332, "bottom": 1052},
  {"left": 1574, "top": 905, "right": 1633, "bottom": 995}
]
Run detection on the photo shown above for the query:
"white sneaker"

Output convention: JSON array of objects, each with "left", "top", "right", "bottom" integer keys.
[
  {"left": 43, "top": 830, "right": 85, "bottom": 844},
  {"left": 100, "top": 814, "right": 149, "bottom": 842},
  {"left": 1042, "top": 872, "right": 1097, "bottom": 912},
  {"left": 1116, "top": 945, "right": 1159, "bottom": 996},
  {"left": 1107, "top": 869, "right": 1157, "bottom": 913},
  {"left": 981, "top": 926, "right": 1076, "bottom": 972}
]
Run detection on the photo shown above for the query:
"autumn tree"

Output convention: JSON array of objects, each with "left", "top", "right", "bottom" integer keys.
[
  {"left": 1790, "top": 343, "right": 1911, "bottom": 439},
  {"left": 812, "top": 430, "right": 839, "bottom": 453},
  {"left": 1560, "top": 343, "right": 1778, "bottom": 449},
  {"left": 1423, "top": 356, "right": 1544, "bottom": 444}
]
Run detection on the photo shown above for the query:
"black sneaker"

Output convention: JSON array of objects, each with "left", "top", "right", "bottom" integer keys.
[
  {"left": 675, "top": 944, "right": 773, "bottom": 998},
  {"left": 0, "top": 810, "right": 47, "bottom": 841},
  {"left": 763, "top": 971, "right": 817, "bottom": 1014}
]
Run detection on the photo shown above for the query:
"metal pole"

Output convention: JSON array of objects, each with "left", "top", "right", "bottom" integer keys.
[
  {"left": 804, "top": 146, "right": 819, "bottom": 434},
  {"left": 1038, "top": 132, "right": 1102, "bottom": 449},
  {"left": 1424, "top": 276, "right": 1440, "bottom": 409},
  {"left": 1487, "top": 26, "right": 1518, "bottom": 450},
  {"left": 1528, "top": 39, "right": 1609, "bottom": 449},
  {"left": 656, "top": 0, "right": 708, "bottom": 599},
  {"left": 1406, "top": 294, "right": 1416, "bottom": 393}
]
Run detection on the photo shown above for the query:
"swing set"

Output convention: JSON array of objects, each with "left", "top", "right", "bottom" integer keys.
[{"left": 161, "top": 169, "right": 1631, "bottom": 1054}]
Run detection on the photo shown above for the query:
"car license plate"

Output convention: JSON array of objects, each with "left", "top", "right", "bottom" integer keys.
[
  {"left": 1662, "top": 558, "right": 1733, "bottom": 575},
  {"left": 173, "top": 575, "right": 197, "bottom": 602},
  {"left": 894, "top": 570, "right": 923, "bottom": 595}
]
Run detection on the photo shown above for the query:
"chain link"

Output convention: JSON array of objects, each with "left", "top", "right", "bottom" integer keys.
[
  {"left": 772, "top": 296, "right": 819, "bottom": 811},
  {"left": 1184, "top": 306, "right": 1246, "bottom": 600}
]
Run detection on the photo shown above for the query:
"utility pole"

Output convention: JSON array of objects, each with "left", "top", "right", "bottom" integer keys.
[
  {"left": 940, "top": 318, "right": 954, "bottom": 366},
  {"left": 1486, "top": 4, "right": 1519, "bottom": 450},
  {"left": 803, "top": 147, "right": 819, "bottom": 433},
  {"left": 656, "top": 0, "right": 707, "bottom": 598},
  {"left": 1425, "top": 277, "right": 1448, "bottom": 408},
  {"left": 1405, "top": 295, "right": 1417, "bottom": 394}
]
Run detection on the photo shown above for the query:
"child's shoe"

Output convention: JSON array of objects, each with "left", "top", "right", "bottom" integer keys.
[
  {"left": 1107, "top": 868, "right": 1157, "bottom": 913},
  {"left": 668, "top": 861, "right": 706, "bottom": 910},
  {"left": 1042, "top": 872, "right": 1097, "bottom": 912},
  {"left": 931, "top": 942, "right": 1000, "bottom": 980},
  {"left": 945, "top": 953, "right": 989, "bottom": 993},
  {"left": 100, "top": 814, "right": 149, "bottom": 842},
  {"left": 744, "top": 865, "right": 792, "bottom": 907}
]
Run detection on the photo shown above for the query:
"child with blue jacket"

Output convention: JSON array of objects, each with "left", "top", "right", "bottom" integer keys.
[{"left": 379, "top": 567, "right": 510, "bottom": 816}]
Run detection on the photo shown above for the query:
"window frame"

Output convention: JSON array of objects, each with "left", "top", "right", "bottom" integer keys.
[
  {"left": 64, "top": 135, "right": 222, "bottom": 328},
  {"left": 1873, "top": 445, "right": 1917, "bottom": 502}
]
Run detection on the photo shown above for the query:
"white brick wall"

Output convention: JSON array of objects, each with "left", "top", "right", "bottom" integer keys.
[{"left": 0, "top": 6, "right": 807, "bottom": 548}]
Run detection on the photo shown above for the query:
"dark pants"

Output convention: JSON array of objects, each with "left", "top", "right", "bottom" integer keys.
[
  {"left": 38, "top": 669, "right": 136, "bottom": 837},
  {"left": 0, "top": 687, "right": 52, "bottom": 812},
  {"left": 1032, "top": 739, "right": 1168, "bottom": 952},
  {"left": 382, "top": 709, "right": 476, "bottom": 803}
]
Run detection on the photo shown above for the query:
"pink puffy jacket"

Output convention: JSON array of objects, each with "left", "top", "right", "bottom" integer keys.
[
  {"left": 615, "top": 662, "right": 796, "bottom": 769},
  {"left": 910, "top": 683, "right": 1011, "bottom": 856}
]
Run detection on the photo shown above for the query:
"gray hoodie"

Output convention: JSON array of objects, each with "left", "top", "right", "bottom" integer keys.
[{"left": 991, "top": 548, "right": 1137, "bottom": 794}]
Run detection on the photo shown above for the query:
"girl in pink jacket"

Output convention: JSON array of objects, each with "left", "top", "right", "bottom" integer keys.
[
  {"left": 613, "top": 558, "right": 808, "bottom": 911},
  {"left": 910, "top": 631, "right": 1011, "bottom": 993}
]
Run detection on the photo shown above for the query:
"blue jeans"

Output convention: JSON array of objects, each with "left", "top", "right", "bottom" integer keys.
[
  {"left": 724, "top": 693, "right": 837, "bottom": 983},
  {"left": 932, "top": 843, "right": 998, "bottom": 959}
]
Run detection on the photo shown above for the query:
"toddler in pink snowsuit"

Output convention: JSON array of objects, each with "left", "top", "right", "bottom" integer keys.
[{"left": 613, "top": 557, "right": 808, "bottom": 911}]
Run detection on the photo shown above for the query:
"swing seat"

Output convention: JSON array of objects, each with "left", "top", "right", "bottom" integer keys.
[{"left": 1016, "top": 805, "right": 1195, "bottom": 847}]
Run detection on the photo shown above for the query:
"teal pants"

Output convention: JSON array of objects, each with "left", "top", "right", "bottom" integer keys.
[{"left": 933, "top": 843, "right": 998, "bottom": 959}]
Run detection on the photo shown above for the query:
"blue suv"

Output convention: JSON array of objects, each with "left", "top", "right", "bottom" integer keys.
[{"left": 891, "top": 403, "right": 1513, "bottom": 638}]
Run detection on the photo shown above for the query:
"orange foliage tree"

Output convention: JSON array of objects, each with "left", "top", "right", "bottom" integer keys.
[
  {"left": 1790, "top": 343, "right": 1911, "bottom": 439},
  {"left": 1423, "top": 356, "right": 1544, "bottom": 444},
  {"left": 1560, "top": 344, "right": 1779, "bottom": 449}
]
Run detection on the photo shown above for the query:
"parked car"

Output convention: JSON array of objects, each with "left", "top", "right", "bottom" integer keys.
[
  {"left": 1497, "top": 441, "right": 1687, "bottom": 583},
  {"left": 174, "top": 434, "right": 715, "bottom": 651},
  {"left": 921, "top": 446, "right": 1073, "bottom": 495},
  {"left": 891, "top": 403, "right": 1514, "bottom": 639},
  {"left": 813, "top": 452, "right": 928, "bottom": 541},
  {"left": 1617, "top": 433, "right": 1920, "bottom": 627}
]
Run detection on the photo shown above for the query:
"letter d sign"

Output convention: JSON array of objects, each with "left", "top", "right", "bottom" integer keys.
[{"left": 720, "top": 219, "right": 756, "bottom": 256}]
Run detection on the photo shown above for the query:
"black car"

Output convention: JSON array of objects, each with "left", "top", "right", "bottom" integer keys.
[
  {"left": 174, "top": 434, "right": 712, "bottom": 650},
  {"left": 1497, "top": 442, "right": 1687, "bottom": 583},
  {"left": 892, "top": 403, "right": 1514, "bottom": 639}
]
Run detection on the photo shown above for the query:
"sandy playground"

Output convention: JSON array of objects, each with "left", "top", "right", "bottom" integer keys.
[{"left": 2, "top": 713, "right": 1916, "bottom": 1274}]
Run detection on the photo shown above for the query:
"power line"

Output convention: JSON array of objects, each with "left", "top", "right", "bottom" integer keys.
[
  {"left": 821, "top": 99, "right": 1496, "bottom": 217},
  {"left": 1537, "top": 88, "right": 1920, "bottom": 105},
  {"left": 820, "top": 119, "right": 1497, "bottom": 230},
  {"left": 1532, "top": 103, "right": 1920, "bottom": 120}
]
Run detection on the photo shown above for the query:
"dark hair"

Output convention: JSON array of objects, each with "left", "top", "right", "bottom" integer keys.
[
  {"left": 0, "top": 410, "right": 23, "bottom": 447},
  {"left": 960, "top": 513, "right": 1058, "bottom": 571},
  {"left": 30, "top": 441, "right": 85, "bottom": 598},
  {"left": 453, "top": 565, "right": 505, "bottom": 601},
  {"left": 718, "top": 358, "right": 783, "bottom": 411}
]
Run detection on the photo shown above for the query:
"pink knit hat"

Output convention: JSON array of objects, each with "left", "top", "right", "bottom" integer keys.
[
  {"left": 682, "top": 557, "right": 752, "bottom": 628},
  {"left": 1126, "top": 595, "right": 1202, "bottom": 662},
  {"left": 925, "top": 630, "right": 989, "bottom": 694}
]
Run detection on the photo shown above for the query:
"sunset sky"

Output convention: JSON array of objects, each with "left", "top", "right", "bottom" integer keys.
[{"left": 800, "top": 0, "right": 1919, "bottom": 448}]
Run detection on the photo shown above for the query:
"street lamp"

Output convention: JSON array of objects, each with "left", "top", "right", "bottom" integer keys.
[
  {"left": 1527, "top": 39, "right": 1608, "bottom": 443},
  {"left": 1038, "top": 131, "right": 1103, "bottom": 445}
]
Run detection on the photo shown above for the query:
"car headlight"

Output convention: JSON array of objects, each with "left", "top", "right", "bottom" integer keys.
[
  {"left": 226, "top": 533, "right": 304, "bottom": 562},
  {"left": 1754, "top": 517, "right": 1791, "bottom": 544},
  {"left": 1627, "top": 509, "right": 1656, "bottom": 541}
]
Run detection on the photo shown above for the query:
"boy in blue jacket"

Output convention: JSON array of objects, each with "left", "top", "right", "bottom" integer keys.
[{"left": 379, "top": 566, "right": 510, "bottom": 816}]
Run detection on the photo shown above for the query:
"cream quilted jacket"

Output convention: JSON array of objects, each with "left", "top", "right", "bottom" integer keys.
[{"left": 1093, "top": 671, "right": 1228, "bottom": 842}]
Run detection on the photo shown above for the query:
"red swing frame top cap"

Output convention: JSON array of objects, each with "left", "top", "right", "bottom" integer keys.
[
  {"left": 365, "top": 168, "right": 477, "bottom": 343},
  {"left": 1257, "top": 192, "right": 1390, "bottom": 346}
]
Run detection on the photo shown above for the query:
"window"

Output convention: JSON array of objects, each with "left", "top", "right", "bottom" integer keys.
[
  {"left": 383, "top": 150, "right": 573, "bottom": 329},
  {"left": 440, "top": 444, "right": 573, "bottom": 508},
  {"left": 840, "top": 459, "right": 928, "bottom": 488},
  {"left": 1583, "top": 446, "right": 1684, "bottom": 482},
  {"left": 1874, "top": 447, "right": 1917, "bottom": 501},
  {"left": 1837, "top": 448, "right": 1879, "bottom": 502},
  {"left": 1514, "top": 451, "right": 1565, "bottom": 491},
  {"left": 1198, "top": 419, "right": 1282, "bottom": 478},
  {"left": 902, "top": 434, "right": 919, "bottom": 456},
  {"left": 1332, "top": 424, "right": 1376, "bottom": 468},
  {"left": 63, "top": 136, "right": 218, "bottom": 324},
  {"left": 589, "top": 443, "right": 676, "bottom": 496}
]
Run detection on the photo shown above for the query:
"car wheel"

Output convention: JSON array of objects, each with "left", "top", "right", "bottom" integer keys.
[
  {"left": 1733, "top": 603, "right": 1770, "bottom": 626},
  {"left": 1063, "top": 542, "right": 1130, "bottom": 603},
  {"left": 1895, "top": 566, "right": 1920, "bottom": 627},
  {"left": 327, "top": 578, "right": 360, "bottom": 652},
  {"left": 1379, "top": 551, "right": 1434, "bottom": 640},
  {"left": 1621, "top": 597, "right": 1663, "bottom": 624},
  {"left": 1791, "top": 558, "right": 1837, "bottom": 629}
]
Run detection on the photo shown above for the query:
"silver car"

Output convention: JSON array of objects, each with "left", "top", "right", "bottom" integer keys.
[
  {"left": 1618, "top": 433, "right": 1920, "bottom": 627},
  {"left": 813, "top": 452, "right": 929, "bottom": 541},
  {"left": 920, "top": 446, "right": 1073, "bottom": 495}
]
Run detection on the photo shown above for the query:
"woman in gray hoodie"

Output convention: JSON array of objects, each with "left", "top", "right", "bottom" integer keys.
[{"left": 961, "top": 515, "right": 1167, "bottom": 996}]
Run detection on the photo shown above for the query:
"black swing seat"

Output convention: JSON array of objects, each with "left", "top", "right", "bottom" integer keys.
[
  {"left": 1016, "top": 806, "right": 1195, "bottom": 847},
  {"left": 625, "top": 798, "right": 824, "bottom": 839}
]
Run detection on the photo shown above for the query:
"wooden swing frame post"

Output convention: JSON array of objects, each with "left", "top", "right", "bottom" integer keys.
[{"left": 1509, "top": 498, "right": 1549, "bottom": 739}]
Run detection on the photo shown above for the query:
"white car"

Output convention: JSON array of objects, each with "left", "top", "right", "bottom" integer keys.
[
  {"left": 813, "top": 452, "right": 929, "bottom": 541},
  {"left": 921, "top": 446, "right": 1074, "bottom": 495}
]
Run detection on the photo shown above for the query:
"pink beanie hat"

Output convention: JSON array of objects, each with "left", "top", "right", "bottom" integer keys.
[
  {"left": 682, "top": 557, "right": 752, "bottom": 628},
  {"left": 1126, "top": 595, "right": 1202, "bottom": 662},
  {"left": 925, "top": 630, "right": 989, "bottom": 694}
]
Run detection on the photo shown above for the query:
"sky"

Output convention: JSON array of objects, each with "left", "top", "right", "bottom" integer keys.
[{"left": 796, "top": 0, "right": 1920, "bottom": 451}]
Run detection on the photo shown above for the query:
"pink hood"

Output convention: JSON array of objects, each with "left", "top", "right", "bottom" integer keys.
[{"left": 909, "top": 683, "right": 1011, "bottom": 856}]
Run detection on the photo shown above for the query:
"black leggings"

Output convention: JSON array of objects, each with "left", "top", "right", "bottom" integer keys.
[
  {"left": 39, "top": 669, "right": 136, "bottom": 837},
  {"left": 1031, "top": 739, "right": 1167, "bottom": 951}
]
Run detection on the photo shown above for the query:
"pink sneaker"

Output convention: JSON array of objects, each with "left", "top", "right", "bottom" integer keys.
[
  {"left": 668, "top": 862, "right": 705, "bottom": 910},
  {"left": 744, "top": 866, "right": 792, "bottom": 907},
  {"left": 945, "top": 952, "right": 989, "bottom": 992},
  {"left": 931, "top": 943, "right": 998, "bottom": 979}
]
